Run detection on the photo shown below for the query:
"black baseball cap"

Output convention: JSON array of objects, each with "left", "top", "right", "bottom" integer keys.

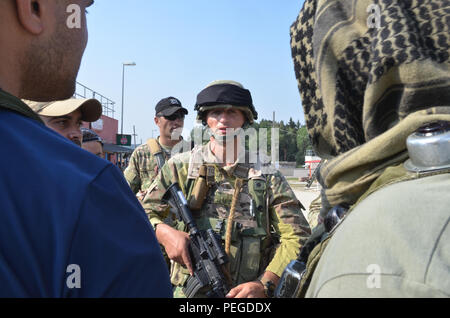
[
  {"left": 155, "top": 97, "right": 188, "bottom": 117},
  {"left": 81, "top": 128, "right": 103, "bottom": 145}
]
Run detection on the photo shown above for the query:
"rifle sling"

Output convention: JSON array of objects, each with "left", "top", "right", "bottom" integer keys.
[{"left": 147, "top": 138, "right": 166, "bottom": 170}]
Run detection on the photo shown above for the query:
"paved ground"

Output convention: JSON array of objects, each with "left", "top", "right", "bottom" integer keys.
[{"left": 289, "top": 182, "right": 321, "bottom": 219}]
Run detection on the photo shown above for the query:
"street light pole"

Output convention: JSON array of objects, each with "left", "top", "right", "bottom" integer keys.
[
  {"left": 121, "top": 64, "right": 125, "bottom": 136},
  {"left": 120, "top": 62, "right": 136, "bottom": 137},
  {"left": 132, "top": 125, "right": 137, "bottom": 149},
  {"left": 119, "top": 62, "right": 136, "bottom": 171}
]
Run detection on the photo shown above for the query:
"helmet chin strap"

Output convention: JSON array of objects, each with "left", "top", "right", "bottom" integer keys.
[
  {"left": 211, "top": 128, "right": 244, "bottom": 145},
  {"left": 212, "top": 132, "right": 233, "bottom": 145}
]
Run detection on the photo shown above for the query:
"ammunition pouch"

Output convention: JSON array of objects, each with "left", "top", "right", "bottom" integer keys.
[
  {"left": 188, "top": 164, "right": 216, "bottom": 211},
  {"left": 198, "top": 218, "right": 270, "bottom": 286}
]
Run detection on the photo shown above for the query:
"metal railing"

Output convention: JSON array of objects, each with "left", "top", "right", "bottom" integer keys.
[{"left": 74, "top": 82, "right": 116, "bottom": 119}]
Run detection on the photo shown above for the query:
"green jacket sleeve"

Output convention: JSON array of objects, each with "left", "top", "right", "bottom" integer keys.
[
  {"left": 124, "top": 150, "right": 141, "bottom": 194},
  {"left": 265, "top": 172, "right": 311, "bottom": 277},
  {"left": 141, "top": 154, "right": 190, "bottom": 229}
]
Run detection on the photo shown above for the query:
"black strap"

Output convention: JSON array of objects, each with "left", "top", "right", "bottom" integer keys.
[
  {"left": 154, "top": 152, "right": 166, "bottom": 170},
  {"left": 147, "top": 138, "right": 167, "bottom": 170}
]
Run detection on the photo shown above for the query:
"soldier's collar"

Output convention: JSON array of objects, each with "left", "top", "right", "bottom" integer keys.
[
  {"left": 221, "top": 154, "right": 252, "bottom": 179},
  {"left": 0, "top": 88, "right": 43, "bottom": 123},
  {"left": 205, "top": 142, "right": 224, "bottom": 165},
  {"left": 157, "top": 136, "right": 183, "bottom": 151}
]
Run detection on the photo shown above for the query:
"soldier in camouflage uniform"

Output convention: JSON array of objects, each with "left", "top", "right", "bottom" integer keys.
[
  {"left": 124, "top": 97, "right": 190, "bottom": 201},
  {"left": 142, "top": 81, "right": 311, "bottom": 298}
]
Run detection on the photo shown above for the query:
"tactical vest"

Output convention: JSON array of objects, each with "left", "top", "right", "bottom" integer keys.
[{"left": 170, "top": 146, "right": 277, "bottom": 289}]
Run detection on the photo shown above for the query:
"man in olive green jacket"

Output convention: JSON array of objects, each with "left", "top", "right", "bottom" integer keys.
[{"left": 289, "top": 0, "right": 450, "bottom": 297}]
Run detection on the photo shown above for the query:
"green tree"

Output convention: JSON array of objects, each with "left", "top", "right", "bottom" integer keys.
[
  {"left": 296, "top": 125, "right": 312, "bottom": 166},
  {"left": 288, "top": 117, "right": 296, "bottom": 130},
  {"left": 189, "top": 118, "right": 308, "bottom": 166}
]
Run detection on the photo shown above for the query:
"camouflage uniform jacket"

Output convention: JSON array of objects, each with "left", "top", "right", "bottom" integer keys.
[
  {"left": 124, "top": 138, "right": 191, "bottom": 195},
  {"left": 142, "top": 142, "right": 311, "bottom": 286}
]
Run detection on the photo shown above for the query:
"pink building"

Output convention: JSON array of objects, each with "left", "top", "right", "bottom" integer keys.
[
  {"left": 77, "top": 82, "right": 133, "bottom": 166},
  {"left": 83, "top": 115, "right": 118, "bottom": 144},
  {"left": 82, "top": 113, "right": 132, "bottom": 165}
]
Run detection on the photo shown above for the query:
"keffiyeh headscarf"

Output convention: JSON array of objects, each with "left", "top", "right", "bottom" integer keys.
[{"left": 291, "top": 0, "right": 450, "bottom": 216}]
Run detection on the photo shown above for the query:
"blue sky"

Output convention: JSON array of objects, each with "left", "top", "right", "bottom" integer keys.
[{"left": 77, "top": 0, "right": 306, "bottom": 142}]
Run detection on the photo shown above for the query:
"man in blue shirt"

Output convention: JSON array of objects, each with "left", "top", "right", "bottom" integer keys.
[{"left": 0, "top": 0, "right": 172, "bottom": 297}]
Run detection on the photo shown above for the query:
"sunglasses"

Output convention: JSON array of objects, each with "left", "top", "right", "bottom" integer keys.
[{"left": 163, "top": 113, "right": 185, "bottom": 121}]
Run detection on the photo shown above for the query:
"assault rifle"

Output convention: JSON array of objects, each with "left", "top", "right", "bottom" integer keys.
[{"left": 162, "top": 182, "right": 230, "bottom": 298}]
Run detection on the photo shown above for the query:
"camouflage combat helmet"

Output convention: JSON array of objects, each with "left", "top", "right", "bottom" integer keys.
[{"left": 194, "top": 80, "right": 258, "bottom": 125}]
